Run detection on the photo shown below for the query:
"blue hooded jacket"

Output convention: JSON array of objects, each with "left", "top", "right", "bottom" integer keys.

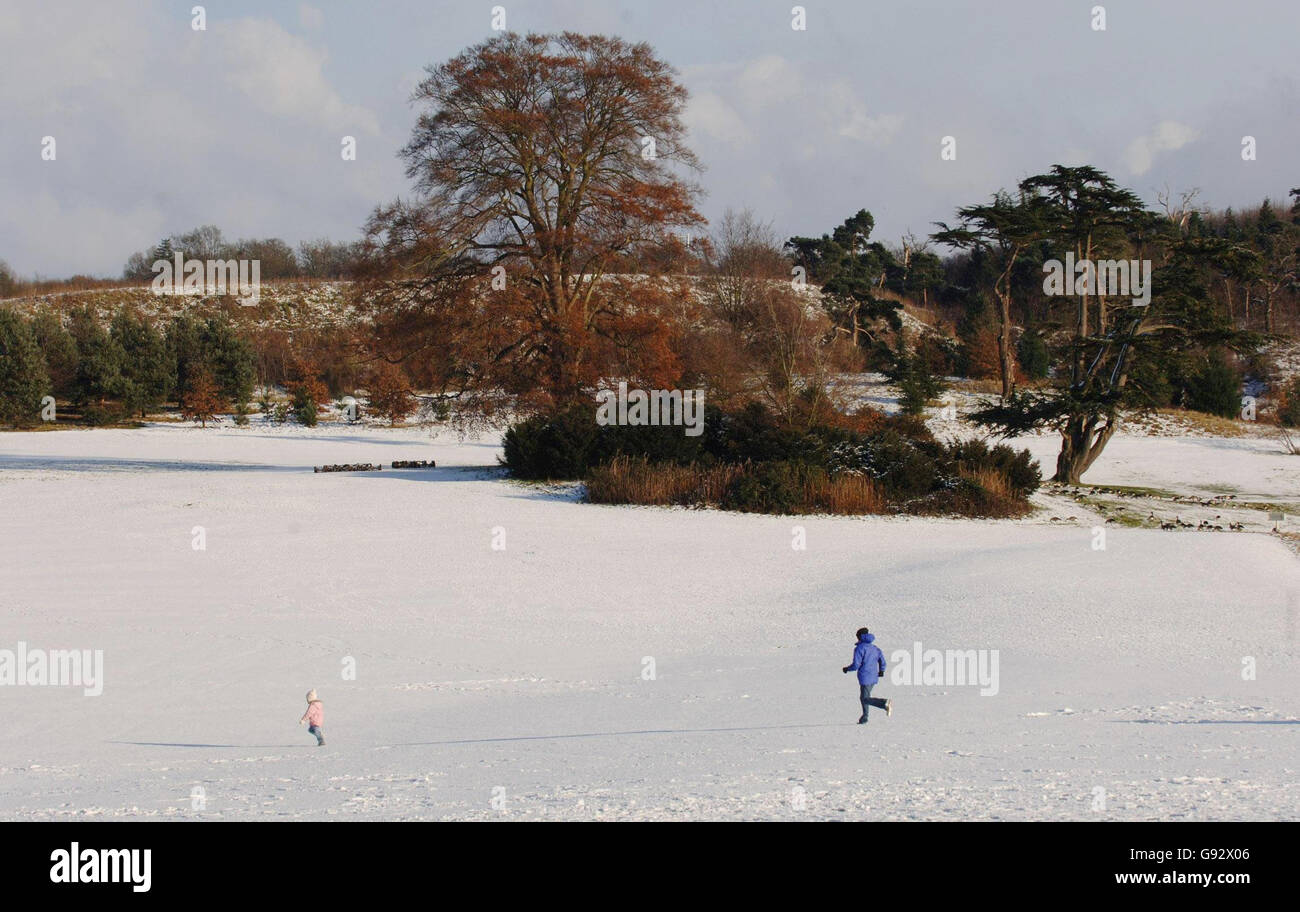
[{"left": 847, "top": 633, "right": 886, "bottom": 686}]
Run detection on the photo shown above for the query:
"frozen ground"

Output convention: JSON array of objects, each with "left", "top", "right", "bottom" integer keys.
[{"left": 0, "top": 418, "right": 1297, "bottom": 820}]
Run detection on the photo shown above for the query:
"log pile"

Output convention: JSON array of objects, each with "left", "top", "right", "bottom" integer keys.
[
  {"left": 391, "top": 460, "right": 436, "bottom": 469},
  {"left": 314, "top": 463, "right": 383, "bottom": 473}
]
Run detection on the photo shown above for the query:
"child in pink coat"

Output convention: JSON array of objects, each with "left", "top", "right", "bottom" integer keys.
[{"left": 299, "top": 689, "right": 325, "bottom": 746}]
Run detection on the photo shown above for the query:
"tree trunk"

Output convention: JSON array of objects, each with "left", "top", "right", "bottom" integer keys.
[
  {"left": 1053, "top": 412, "right": 1119, "bottom": 484},
  {"left": 997, "top": 293, "right": 1014, "bottom": 400},
  {"left": 996, "top": 249, "right": 1019, "bottom": 401},
  {"left": 1074, "top": 241, "right": 1088, "bottom": 383}
]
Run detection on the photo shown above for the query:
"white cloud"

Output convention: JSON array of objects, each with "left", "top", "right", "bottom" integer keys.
[
  {"left": 735, "top": 55, "right": 800, "bottom": 107},
  {"left": 837, "top": 108, "right": 904, "bottom": 146},
  {"left": 1123, "top": 120, "right": 1199, "bottom": 176},
  {"left": 298, "top": 3, "right": 325, "bottom": 31},
  {"left": 0, "top": 3, "right": 388, "bottom": 275},
  {"left": 684, "top": 55, "right": 902, "bottom": 153},
  {"left": 684, "top": 91, "right": 754, "bottom": 148},
  {"left": 219, "top": 19, "right": 379, "bottom": 134}
]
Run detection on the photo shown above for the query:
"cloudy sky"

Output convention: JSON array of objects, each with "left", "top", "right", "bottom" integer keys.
[{"left": 2, "top": 0, "right": 1297, "bottom": 277}]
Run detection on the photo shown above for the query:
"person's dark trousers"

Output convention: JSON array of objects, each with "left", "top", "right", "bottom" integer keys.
[{"left": 859, "top": 684, "right": 888, "bottom": 723}]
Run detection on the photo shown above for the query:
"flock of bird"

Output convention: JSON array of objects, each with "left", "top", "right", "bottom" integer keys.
[{"left": 1040, "top": 483, "right": 1276, "bottom": 533}]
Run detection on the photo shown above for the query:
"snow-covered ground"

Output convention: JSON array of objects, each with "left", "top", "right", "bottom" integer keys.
[{"left": 1, "top": 418, "right": 1297, "bottom": 820}]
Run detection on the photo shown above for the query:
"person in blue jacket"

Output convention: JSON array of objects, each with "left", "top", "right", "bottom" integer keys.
[{"left": 842, "top": 627, "right": 891, "bottom": 723}]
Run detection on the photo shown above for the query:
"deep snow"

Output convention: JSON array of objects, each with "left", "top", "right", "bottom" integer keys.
[{"left": 0, "top": 420, "right": 1297, "bottom": 820}]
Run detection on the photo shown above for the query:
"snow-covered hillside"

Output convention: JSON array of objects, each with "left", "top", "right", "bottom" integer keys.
[{"left": 1, "top": 415, "right": 1296, "bottom": 821}]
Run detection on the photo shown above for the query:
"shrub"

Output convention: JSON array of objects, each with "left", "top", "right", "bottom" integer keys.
[
  {"left": 1016, "top": 332, "right": 1050, "bottom": 380},
  {"left": 722, "top": 460, "right": 807, "bottom": 514},
  {"left": 586, "top": 456, "right": 742, "bottom": 507},
  {"left": 1183, "top": 354, "right": 1241, "bottom": 419},
  {"left": 852, "top": 430, "right": 940, "bottom": 498},
  {"left": 80, "top": 403, "right": 125, "bottom": 426},
  {"left": 942, "top": 437, "right": 1041, "bottom": 497},
  {"left": 887, "top": 342, "right": 946, "bottom": 416},
  {"left": 293, "top": 385, "right": 319, "bottom": 427},
  {"left": 588, "top": 457, "right": 887, "bottom": 516},
  {"left": 508, "top": 398, "right": 1039, "bottom": 517},
  {"left": 801, "top": 471, "right": 886, "bottom": 514},
  {"left": 503, "top": 403, "right": 710, "bottom": 479},
  {"left": 1275, "top": 377, "right": 1300, "bottom": 428},
  {"left": 502, "top": 406, "right": 604, "bottom": 479},
  {"left": 906, "top": 469, "right": 1031, "bottom": 519}
]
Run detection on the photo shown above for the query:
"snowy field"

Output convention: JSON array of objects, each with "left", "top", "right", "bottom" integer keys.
[{"left": 1, "top": 419, "right": 1298, "bottom": 820}]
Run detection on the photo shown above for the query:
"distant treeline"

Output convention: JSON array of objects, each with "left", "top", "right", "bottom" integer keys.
[
  {"left": 0, "top": 227, "right": 362, "bottom": 299},
  {"left": 121, "top": 225, "right": 363, "bottom": 283}
]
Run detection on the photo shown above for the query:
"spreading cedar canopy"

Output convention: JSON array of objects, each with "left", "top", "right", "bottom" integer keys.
[{"left": 358, "top": 32, "right": 705, "bottom": 421}]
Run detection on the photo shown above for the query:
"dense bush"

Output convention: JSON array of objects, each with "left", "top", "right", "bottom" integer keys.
[
  {"left": 502, "top": 406, "right": 606, "bottom": 479},
  {"left": 292, "top": 385, "right": 319, "bottom": 427},
  {"left": 504, "top": 397, "right": 1041, "bottom": 517},
  {"left": 886, "top": 342, "right": 947, "bottom": 416},
  {"left": 502, "top": 403, "right": 712, "bottom": 480},
  {"left": 1183, "top": 354, "right": 1242, "bottom": 419},
  {"left": 721, "top": 460, "right": 807, "bottom": 514},
  {"left": 942, "top": 437, "right": 1041, "bottom": 497},
  {"left": 1016, "top": 332, "right": 1050, "bottom": 380},
  {"left": 78, "top": 403, "right": 125, "bottom": 427}
]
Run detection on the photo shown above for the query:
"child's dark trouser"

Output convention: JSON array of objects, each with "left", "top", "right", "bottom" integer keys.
[
  {"left": 308, "top": 724, "right": 325, "bottom": 745},
  {"left": 859, "top": 684, "right": 888, "bottom": 722}
]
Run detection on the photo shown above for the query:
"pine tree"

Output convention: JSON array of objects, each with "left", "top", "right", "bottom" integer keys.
[
  {"left": 201, "top": 318, "right": 255, "bottom": 409},
  {"left": 786, "top": 209, "right": 904, "bottom": 351},
  {"left": 68, "top": 307, "right": 125, "bottom": 423},
  {"left": 110, "top": 308, "right": 173, "bottom": 417},
  {"left": 886, "top": 331, "right": 945, "bottom": 416},
  {"left": 0, "top": 311, "right": 50, "bottom": 427},
  {"left": 152, "top": 237, "right": 175, "bottom": 264},
  {"left": 166, "top": 315, "right": 255, "bottom": 412},
  {"left": 30, "top": 310, "right": 79, "bottom": 399}
]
